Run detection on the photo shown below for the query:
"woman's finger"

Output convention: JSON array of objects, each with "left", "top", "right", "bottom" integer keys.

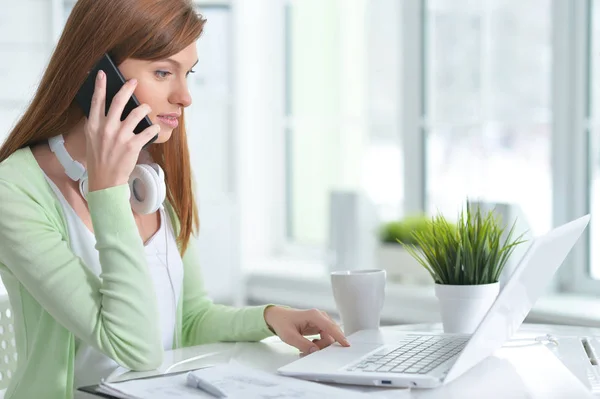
[
  {"left": 320, "top": 310, "right": 336, "bottom": 323},
  {"left": 105, "top": 78, "right": 138, "bottom": 127},
  {"left": 309, "top": 310, "right": 350, "bottom": 347},
  {"left": 312, "top": 334, "right": 335, "bottom": 350},
  {"left": 87, "top": 70, "right": 106, "bottom": 134},
  {"left": 132, "top": 124, "right": 161, "bottom": 150},
  {"left": 120, "top": 103, "right": 152, "bottom": 136},
  {"left": 279, "top": 328, "right": 320, "bottom": 355}
]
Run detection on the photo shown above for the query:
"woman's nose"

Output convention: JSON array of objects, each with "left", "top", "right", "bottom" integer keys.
[{"left": 171, "top": 81, "right": 192, "bottom": 108}]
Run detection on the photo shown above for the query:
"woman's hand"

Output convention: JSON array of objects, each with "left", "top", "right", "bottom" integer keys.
[
  {"left": 264, "top": 306, "right": 350, "bottom": 355},
  {"left": 85, "top": 70, "right": 161, "bottom": 192}
]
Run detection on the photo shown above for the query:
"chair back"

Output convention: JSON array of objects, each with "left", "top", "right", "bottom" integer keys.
[{"left": 0, "top": 295, "right": 16, "bottom": 389}]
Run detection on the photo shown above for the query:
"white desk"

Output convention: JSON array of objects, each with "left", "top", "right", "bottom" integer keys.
[{"left": 101, "top": 323, "right": 600, "bottom": 398}]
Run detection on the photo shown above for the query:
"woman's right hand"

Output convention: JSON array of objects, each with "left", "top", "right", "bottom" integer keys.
[{"left": 84, "top": 70, "right": 161, "bottom": 193}]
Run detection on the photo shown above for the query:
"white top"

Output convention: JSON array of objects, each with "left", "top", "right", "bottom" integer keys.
[{"left": 42, "top": 174, "right": 183, "bottom": 398}]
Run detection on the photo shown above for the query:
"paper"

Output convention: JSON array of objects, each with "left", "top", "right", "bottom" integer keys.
[
  {"left": 186, "top": 362, "right": 369, "bottom": 398},
  {"left": 96, "top": 363, "right": 371, "bottom": 398},
  {"left": 96, "top": 372, "right": 209, "bottom": 399}
]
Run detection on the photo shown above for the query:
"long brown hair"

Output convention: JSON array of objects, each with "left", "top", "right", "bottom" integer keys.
[{"left": 0, "top": 0, "right": 205, "bottom": 254}]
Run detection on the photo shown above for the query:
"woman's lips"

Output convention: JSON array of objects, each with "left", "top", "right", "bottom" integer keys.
[{"left": 157, "top": 115, "right": 179, "bottom": 128}]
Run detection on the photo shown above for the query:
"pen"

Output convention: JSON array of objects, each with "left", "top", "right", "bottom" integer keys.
[
  {"left": 186, "top": 372, "right": 228, "bottom": 398},
  {"left": 582, "top": 337, "right": 599, "bottom": 366}
]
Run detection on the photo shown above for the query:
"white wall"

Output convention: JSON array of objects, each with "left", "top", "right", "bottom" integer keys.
[
  {"left": 233, "top": 0, "right": 286, "bottom": 264},
  {"left": 186, "top": 6, "right": 242, "bottom": 305},
  {"left": 0, "top": 1, "right": 53, "bottom": 143}
]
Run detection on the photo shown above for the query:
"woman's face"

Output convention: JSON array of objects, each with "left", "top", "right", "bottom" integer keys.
[{"left": 118, "top": 42, "right": 198, "bottom": 143}]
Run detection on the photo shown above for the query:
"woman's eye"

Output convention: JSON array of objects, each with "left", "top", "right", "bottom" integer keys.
[
  {"left": 155, "top": 70, "right": 172, "bottom": 79},
  {"left": 186, "top": 69, "right": 196, "bottom": 78}
]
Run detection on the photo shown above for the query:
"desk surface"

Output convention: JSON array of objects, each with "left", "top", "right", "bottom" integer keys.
[{"left": 99, "top": 323, "right": 600, "bottom": 398}]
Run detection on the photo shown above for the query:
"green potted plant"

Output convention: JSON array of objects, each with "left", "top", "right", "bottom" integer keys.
[
  {"left": 402, "top": 203, "right": 527, "bottom": 333},
  {"left": 377, "top": 214, "right": 435, "bottom": 285}
]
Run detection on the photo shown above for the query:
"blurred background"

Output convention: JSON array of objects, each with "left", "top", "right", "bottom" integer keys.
[{"left": 2, "top": 0, "right": 600, "bottom": 326}]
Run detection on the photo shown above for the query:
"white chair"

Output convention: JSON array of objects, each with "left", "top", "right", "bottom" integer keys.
[{"left": 0, "top": 294, "right": 16, "bottom": 397}]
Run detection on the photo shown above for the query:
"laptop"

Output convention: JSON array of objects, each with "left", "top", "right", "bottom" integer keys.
[{"left": 278, "top": 215, "right": 591, "bottom": 389}]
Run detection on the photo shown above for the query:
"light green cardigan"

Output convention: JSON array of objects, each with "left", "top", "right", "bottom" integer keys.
[{"left": 0, "top": 147, "right": 274, "bottom": 399}]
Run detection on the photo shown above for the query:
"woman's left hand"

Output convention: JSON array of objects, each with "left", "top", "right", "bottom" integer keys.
[{"left": 264, "top": 306, "right": 350, "bottom": 355}]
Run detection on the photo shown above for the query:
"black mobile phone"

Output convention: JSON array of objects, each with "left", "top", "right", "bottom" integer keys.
[{"left": 75, "top": 53, "right": 158, "bottom": 147}]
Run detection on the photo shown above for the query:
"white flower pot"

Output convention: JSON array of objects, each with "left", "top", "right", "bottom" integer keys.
[
  {"left": 377, "top": 245, "right": 432, "bottom": 285},
  {"left": 434, "top": 283, "right": 500, "bottom": 334}
]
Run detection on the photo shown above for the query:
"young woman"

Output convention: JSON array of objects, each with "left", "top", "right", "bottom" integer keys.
[{"left": 0, "top": 1, "right": 348, "bottom": 397}]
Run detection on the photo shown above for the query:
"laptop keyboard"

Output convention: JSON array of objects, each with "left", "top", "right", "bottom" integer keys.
[{"left": 347, "top": 335, "right": 469, "bottom": 375}]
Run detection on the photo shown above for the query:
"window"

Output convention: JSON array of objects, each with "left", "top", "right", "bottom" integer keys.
[
  {"left": 424, "top": 0, "right": 553, "bottom": 237},
  {"left": 0, "top": 1, "right": 52, "bottom": 144},
  {"left": 276, "top": 0, "right": 600, "bottom": 298},
  {"left": 559, "top": 0, "right": 600, "bottom": 294},
  {"left": 283, "top": 0, "right": 403, "bottom": 248},
  {"left": 589, "top": 0, "right": 600, "bottom": 279}
]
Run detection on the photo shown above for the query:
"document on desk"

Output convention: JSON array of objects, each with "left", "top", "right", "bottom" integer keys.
[{"left": 95, "top": 362, "right": 370, "bottom": 398}]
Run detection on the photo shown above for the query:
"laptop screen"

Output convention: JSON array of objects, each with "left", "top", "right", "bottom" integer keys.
[{"left": 444, "top": 215, "right": 590, "bottom": 383}]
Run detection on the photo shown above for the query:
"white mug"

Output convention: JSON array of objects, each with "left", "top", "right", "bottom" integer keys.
[{"left": 330, "top": 269, "right": 386, "bottom": 336}]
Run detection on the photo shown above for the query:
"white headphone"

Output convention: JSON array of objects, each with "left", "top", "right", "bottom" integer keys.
[{"left": 48, "top": 135, "right": 166, "bottom": 215}]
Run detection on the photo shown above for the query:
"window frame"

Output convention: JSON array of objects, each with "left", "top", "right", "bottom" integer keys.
[{"left": 554, "top": 0, "right": 598, "bottom": 295}]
